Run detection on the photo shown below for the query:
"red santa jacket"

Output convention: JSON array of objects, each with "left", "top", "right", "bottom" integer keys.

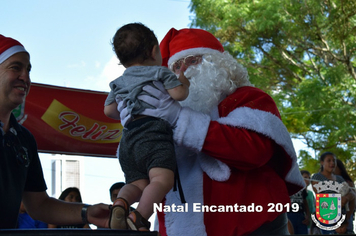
[{"left": 157, "top": 86, "right": 305, "bottom": 236}]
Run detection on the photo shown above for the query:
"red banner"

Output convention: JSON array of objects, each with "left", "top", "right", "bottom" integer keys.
[{"left": 18, "top": 83, "right": 123, "bottom": 158}]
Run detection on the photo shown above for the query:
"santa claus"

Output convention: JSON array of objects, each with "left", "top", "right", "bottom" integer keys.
[{"left": 121, "top": 28, "right": 305, "bottom": 235}]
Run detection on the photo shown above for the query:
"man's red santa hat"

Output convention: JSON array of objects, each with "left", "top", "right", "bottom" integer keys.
[
  {"left": 160, "top": 28, "right": 224, "bottom": 68},
  {"left": 0, "top": 35, "right": 28, "bottom": 65}
]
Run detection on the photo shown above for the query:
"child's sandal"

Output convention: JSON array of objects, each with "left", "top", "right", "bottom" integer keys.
[
  {"left": 109, "top": 197, "right": 130, "bottom": 229},
  {"left": 127, "top": 210, "right": 151, "bottom": 231}
]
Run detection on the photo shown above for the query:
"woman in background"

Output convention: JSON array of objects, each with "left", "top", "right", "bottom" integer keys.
[
  {"left": 48, "top": 187, "right": 90, "bottom": 229},
  {"left": 311, "top": 152, "right": 355, "bottom": 234},
  {"left": 334, "top": 159, "right": 355, "bottom": 234}
]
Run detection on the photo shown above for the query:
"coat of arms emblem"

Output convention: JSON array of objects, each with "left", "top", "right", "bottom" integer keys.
[{"left": 312, "top": 181, "right": 346, "bottom": 231}]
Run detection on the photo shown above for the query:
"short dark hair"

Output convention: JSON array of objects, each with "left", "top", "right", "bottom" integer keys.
[
  {"left": 112, "top": 23, "right": 158, "bottom": 67},
  {"left": 300, "top": 170, "right": 311, "bottom": 176},
  {"left": 109, "top": 182, "right": 125, "bottom": 195}
]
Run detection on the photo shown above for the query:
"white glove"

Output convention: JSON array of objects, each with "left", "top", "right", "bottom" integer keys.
[
  {"left": 118, "top": 81, "right": 182, "bottom": 127},
  {"left": 116, "top": 95, "right": 132, "bottom": 127}
]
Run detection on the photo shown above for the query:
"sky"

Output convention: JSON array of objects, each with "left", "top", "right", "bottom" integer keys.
[
  {"left": 1, "top": 0, "right": 193, "bottom": 92},
  {"left": 1, "top": 0, "right": 193, "bottom": 208}
]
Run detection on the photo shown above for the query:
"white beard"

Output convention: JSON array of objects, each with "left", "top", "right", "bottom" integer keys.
[{"left": 179, "top": 59, "right": 237, "bottom": 114}]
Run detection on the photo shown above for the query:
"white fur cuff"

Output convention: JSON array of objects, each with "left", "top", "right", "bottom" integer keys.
[{"left": 173, "top": 107, "right": 211, "bottom": 151}]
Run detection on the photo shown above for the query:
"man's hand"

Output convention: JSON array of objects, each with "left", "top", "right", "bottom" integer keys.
[{"left": 87, "top": 203, "right": 111, "bottom": 228}]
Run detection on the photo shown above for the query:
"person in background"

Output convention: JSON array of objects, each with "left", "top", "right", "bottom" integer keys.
[
  {"left": 109, "top": 182, "right": 136, "bottom": 213},
  {"left": 109, "top": 182, "right": 125, "bottom": 203},
  {"left": 118, "top": 27, "right": 305, "bottom": 235},
  {"left": 104, "top": 23, "right": 190, "bottom": 231},
  {"left": 334, "top": 159, "right": 355, "bottom": 234},
  {"left": 287, "top": 181, "right": 311, "bottom": 234},
  {"left": 48, "top": 187, "right": 90, "bottom": 228},
  {"left": 0, "top": 34, "right": 110, "bottom": 229},
  {"left": 300, "top": 170, "right": 320, "bottom": 235},
  {"left": 17, "top": 201, "right": 47, "bottom": 229},
  {"left": 311, "top": 152, "right": 355, "bottom": 234},
  {"left": 288, "top": 219, "right": 295, "bottom": 235},
  {"left": 334, "top": 159, "right": 355, "bottom": 190}
]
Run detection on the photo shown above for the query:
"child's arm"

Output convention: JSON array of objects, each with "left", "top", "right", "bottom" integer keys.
[
  {"left": 167, "top": 71, "right": 190, "bottom": 101},
  {"left": 104, "top": 102, "right": 120, "bottom": 120}
]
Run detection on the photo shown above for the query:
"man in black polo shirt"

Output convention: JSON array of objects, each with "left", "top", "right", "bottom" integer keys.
[{"left": 0, "top": 34, "right": 110, "bottom": 229}]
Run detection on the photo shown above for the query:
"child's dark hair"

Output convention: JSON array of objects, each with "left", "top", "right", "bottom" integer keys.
[{"left": 112, "top": 23, "right": 158, "bottom": 67}]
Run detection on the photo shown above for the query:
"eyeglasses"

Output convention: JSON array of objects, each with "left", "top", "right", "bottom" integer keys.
[{"left": 170, "top": 55, "right": 203, "bottom": 74}]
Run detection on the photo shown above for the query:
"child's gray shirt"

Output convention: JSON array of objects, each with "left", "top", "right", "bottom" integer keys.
[{"left": 105, "top": 65, "right": 182, "bottom": 116}]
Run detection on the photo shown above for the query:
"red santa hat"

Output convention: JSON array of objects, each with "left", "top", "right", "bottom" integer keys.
[
  {"left": 160, "top": 28, "right": 224, "bottom": 68},
  {"left": 0, "top": 35, "right": 28, "bottom": 64}
]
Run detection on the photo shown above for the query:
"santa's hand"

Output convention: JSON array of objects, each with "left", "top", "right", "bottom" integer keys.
[
  {"left": 140, "top": 82, "right": 212, "bottom": 152},
  {"left": 116, "top": 96, "right": 132, "bottom": 127},
  {"left": 138, "top": 81, "right": 182, "bottom": 127}
]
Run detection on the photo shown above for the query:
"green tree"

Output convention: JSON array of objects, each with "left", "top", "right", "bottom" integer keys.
[{"left": 189, "top": 0, "right": 356, "bottom": 175}]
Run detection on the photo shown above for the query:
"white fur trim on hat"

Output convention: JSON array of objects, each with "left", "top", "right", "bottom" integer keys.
[{"left": 0, "top": 45, "right": 28, "bottom": 64}]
